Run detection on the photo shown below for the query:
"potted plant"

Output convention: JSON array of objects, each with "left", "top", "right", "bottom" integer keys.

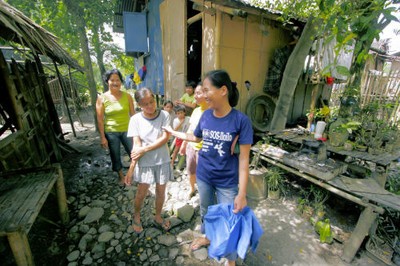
[
  {"left": 328, "top": 120, "right": 349, "bottom": 147},
  {"left": 354, "top": 128, "right": 368, "bottom": 151},
  {"left": 267, "top": 167, "right": 284, "bottom": 200},
  {"left": 328, "top": 119, "right": 361, "bottom": 147},
  {"left": 343, "top": 140, "right": 355, "bottom": 151}
]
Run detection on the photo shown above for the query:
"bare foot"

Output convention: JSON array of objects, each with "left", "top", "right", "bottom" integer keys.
[
  {"left": 190, "top": 237, "right": 210, "bottom": 251},
  {"left": 132, "top": 218, "right": 143, "bottom": 234},
  {"left": 153, "top": 218, "right": 171, "bottom": 231},
  {"left": 225, "top": 260, "right": 236, "bottom": 266}
]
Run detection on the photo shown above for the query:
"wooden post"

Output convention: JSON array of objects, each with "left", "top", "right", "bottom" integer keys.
[
  {"left": 54, "top": 61, "right": 76, "bottom": 137},
  {"left": 342, "top": 206, "right": 379, "bottom": 263},
  {"left": 54, "top": 164, "right": 70, "bottom": 224},
  {"left": 307, "top": 83, "right": 320, "bottom": 130},
  {"left": 8, "top": 229, "right": 34, "bottom": 266},
  {"left": 215, "top": 10, "right": 221, "bottom": 69},
  {"left": 68, "top": 66, "right": 84, "bottom": 127}
]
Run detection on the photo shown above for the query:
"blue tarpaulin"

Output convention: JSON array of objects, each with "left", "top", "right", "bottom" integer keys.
[{"left": 204, "top": 203, "right": 264, "bottom": 260}]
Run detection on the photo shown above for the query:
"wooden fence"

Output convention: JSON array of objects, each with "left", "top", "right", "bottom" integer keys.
[
  {"left": 0, "top": 52, "right": 62, "bottom": 171},
  {"left": 329, "top": 69, "right": 400, "bottom": 124},
  {"left": 361, "top": 69, "right": 400, "bottom": 123}
]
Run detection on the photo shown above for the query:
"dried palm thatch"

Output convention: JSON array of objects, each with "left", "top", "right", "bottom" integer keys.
[{"left": 0, "top": 0, "right": 83, "bottom": 71}]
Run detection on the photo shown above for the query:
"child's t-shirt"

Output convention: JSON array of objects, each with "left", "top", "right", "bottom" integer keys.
[
  {"left": 127, "top": 110, "right": 171, "bottom": 167},
  {"left": 180, "top": 93, "right": 196, "bottom": 115},
  {"left": 173, "top": 116, "right": 190, "bottom": 133}
]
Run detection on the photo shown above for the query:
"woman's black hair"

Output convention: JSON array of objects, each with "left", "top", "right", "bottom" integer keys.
[
  {"left": 204, "top": 69, "right": 239, "bottom": 107},
  {"left": 134, "top": 87, "right": 154, "bottom": 104},
  {"left": 103, "top": 69, "right": 124, "bottom": 85}
]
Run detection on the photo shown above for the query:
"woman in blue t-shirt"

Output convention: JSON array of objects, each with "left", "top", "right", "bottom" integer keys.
[{"left": 164, "top": 69, "right": 253, "bottom": 266}]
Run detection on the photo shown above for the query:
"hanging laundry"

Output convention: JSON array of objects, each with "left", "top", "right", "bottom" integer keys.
[{"left": 138, "top": 65, "right": 147, "bottom": 81}]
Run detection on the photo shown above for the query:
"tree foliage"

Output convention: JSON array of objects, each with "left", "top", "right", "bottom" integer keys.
[
  {"left": 5, "top": 0, "right": 136, "bottom": 129},
  {"left": 251, "top": 0, "right": 399, "bottom": 130}
]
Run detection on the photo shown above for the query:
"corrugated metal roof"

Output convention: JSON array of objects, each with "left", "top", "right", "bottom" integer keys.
[
  {"left": 114, "top": 0, "right": 147, "bottom": 33},
  {"left": 113, "top": 0, "right": 303, "bottom": 33},
  {"left": 212, "top": 0, "right": 281, "bottom": 15}
]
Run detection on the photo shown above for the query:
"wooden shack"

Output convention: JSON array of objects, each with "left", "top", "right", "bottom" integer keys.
[{"left": 0, "top": 1, "right": 83, "bottom": 171}]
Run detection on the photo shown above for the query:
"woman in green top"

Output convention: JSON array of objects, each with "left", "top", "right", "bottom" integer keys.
[{"left": 96, "top": 69, "right": 135, "bottom": 185}]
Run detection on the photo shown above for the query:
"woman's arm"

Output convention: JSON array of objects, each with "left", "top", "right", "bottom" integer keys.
[
  {"left": 174, "top": 99, "right": 197, "bottom": 110},
  {"left": 127, "top": 94, "right": 135, "bottom": 117},
  {"left": 95, "top": 95, "right": 107, "bottom": 148},
  {"left": 163, "top": 126, "right": 201, "bottom": 143},
  {"left": 183, "top": 101, "right": 197, "bottom": 109},
  {"left": 233, "top": 144, "right": 251, "bottom": 213}
]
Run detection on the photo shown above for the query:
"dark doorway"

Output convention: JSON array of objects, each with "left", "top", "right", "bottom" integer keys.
[{"left": 187, "top": 2, "right": 202, "bottom": 83}]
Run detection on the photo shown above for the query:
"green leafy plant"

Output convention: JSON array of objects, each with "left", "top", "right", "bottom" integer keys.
[
  {"left": 386, "top": 170, "right": 400, "bottom": 195},
  {"left": 266, "top": 167, "right": 284, "bottom": 191},
  {"left": 310, "top": 185, "right": 329, "bottom": 213}
]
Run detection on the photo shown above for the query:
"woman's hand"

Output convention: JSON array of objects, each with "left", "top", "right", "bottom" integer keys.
[
  {"left": 175, "top": 100, "right": 183, "bottom": 105},
  {"left": 100, "top": 137, "right": 108, "bottom": 149},
  {"left": 179, "top": 141, "right": 187, "bottom": 156},
  {"left": 233, "top": 193, "right": 247, "bottom": 214}
]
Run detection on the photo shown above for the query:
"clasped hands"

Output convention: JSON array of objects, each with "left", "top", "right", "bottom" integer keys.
[{"left": 130, "top": 146, "right": 145, "bottom": 160}]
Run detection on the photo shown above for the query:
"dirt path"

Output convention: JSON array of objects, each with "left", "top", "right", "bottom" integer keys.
[{"left": 0, "top": 110, "right": 391, "bottom": 265}]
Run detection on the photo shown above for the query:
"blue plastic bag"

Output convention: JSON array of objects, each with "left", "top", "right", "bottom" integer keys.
[{"left": 204, "top": 203, "right": 264, "bottom": 260}]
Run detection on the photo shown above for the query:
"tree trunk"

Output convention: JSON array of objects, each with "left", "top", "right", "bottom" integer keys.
[
  {"left": 270, "top": 16, "right": 319, "bottom": 131},
  {"left": 92, "top": 29, "right": 108, "bottom": 92},
  {"left": 63, "top": 0, "right": 99, "bottom": 131}
]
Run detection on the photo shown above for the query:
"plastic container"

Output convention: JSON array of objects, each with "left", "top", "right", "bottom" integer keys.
[{"left": 314, "top": 121, "right": 327, "bottom": 139}]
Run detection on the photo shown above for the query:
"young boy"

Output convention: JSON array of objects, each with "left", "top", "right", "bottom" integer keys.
[
  {"left": 175, "top": 80, "right": 197, "bottom": 116},
  {"left": 170, "top": 104, "right": 190, "bottom": 168}
]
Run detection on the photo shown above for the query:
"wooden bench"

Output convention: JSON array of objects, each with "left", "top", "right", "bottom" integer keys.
[{"left": 0, "top": 164, "right": 69, "bottom": 266}]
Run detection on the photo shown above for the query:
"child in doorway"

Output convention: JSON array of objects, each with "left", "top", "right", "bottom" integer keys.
[
  {"left": 175, "top": 80, "right": 197, "bottom": 116},
  {"left": 170, "top": 104, "right": 190, "bottom": 168}
]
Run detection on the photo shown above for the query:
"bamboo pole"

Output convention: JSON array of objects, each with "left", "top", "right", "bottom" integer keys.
[
  {"left": 68, "top": 66, "right": 84, "bottom": 126},
  {"left": 8, "top": 229, "right": 34, "bottom": 266},
  {"left": 307, "top": 84, "right": 320, "bottom": 130},
  {"left": 54, "top": 61, "right": 76, "bottom": 137},
  {"left": 55, "top": 163, "right": 70, "bottom": 224}
]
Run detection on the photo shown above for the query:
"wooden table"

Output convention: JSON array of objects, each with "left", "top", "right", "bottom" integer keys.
[
  {"left": 0, "top": 164, "right": 69, "bottom": 266},
  {"left": 270, "top": 129, "right": 400, "bottom": 187},
  {"left": 253, "top": 130, "right": 400, "bottom": 263}
]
